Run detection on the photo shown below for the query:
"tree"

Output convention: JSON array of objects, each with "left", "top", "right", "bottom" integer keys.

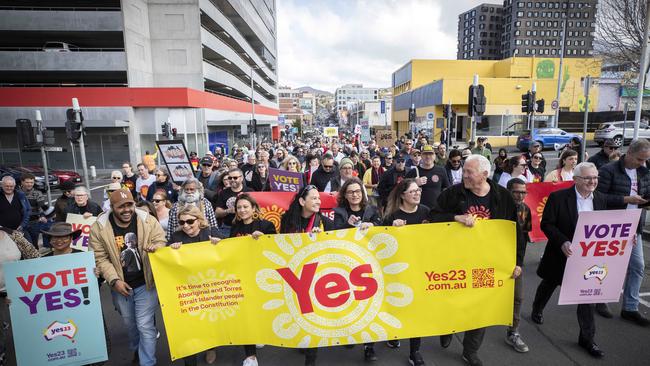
[{"left": 595, "top": 0, "right": 647, "bottom": 71}]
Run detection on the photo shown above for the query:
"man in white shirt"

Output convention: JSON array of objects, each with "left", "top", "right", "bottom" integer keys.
[{"left": 135, "top": 163, "right": 156, "bottom": 201}]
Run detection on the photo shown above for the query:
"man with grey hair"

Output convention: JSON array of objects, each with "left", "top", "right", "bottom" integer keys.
[
  {"left": 532, "top": 161, "right": 608, "bottom": 358},
  {"left": 0, "top": 175, "right": 31, "bottom": 233},
  {"left": 166, "top": 178, "right": 218, "bottom": 239},
  {"left": 595, "top": 138, "right": 650, "bottom": 326},
  {"left": 430, "top": 154, "right": 525, "bottom": 365}
]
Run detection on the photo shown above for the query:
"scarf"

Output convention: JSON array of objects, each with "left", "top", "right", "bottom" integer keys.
[{"left": 371, "top": 167, "right": 385, "bottom": 185}]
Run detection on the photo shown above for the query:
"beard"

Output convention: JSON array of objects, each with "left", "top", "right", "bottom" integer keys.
[{"left": 179, "top": 191, "right": 201, "bottom": 204}]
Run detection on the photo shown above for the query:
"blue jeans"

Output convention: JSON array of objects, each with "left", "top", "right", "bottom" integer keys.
[
  {"left": 623, "top": 234, "right": 645, "bottom": 312},
  {"left": 111, "top": 285, "right": 159, "bottom": 366},
  {"left": 25, "top": 219, "right": 52, "bottom": 248}
]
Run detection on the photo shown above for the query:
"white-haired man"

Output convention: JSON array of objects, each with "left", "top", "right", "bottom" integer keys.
[
  {"left": 430, "top": 154, "right": 525, "bottom": 366},
  {"left": 66, "top": 186, "right": 102, "bottom": 218},
  {"left": 532, "top": 162, "right": 609, "bottom": 358},
  {"left": 166, "top": 178, "right": 219, "bottom": 240},
  {"left": 0, "top": 175, "right": 30, "bottom": 232}
]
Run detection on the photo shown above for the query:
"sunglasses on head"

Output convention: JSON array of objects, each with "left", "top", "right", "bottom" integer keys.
[
  {"left": 179, "top": 218, "right": 197, "bottom": 226},
  {"left": 301, "top": 185, "right": 317, "bottom": 197}
]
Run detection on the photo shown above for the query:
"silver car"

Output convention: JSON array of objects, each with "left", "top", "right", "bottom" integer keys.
[{"left": 594, "top": 121, "right": 650, "bottom": 147}]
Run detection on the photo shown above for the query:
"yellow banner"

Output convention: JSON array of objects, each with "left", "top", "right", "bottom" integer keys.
[{"left": 150, "top": 221, "right": 516, "bottom": 360}]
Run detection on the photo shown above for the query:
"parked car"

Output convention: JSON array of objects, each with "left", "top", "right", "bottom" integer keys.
[
  {"left": 20, "top": 166, "right": 82, "bottom": 185},
  {"left": 42, "top": 41, "right": 78, "bottom": 52},
  {"left": 517, "top": 128, "right": 581, "bottom": 152},
  {"left": 593, "top": 121, "right": 650, "bottom": 147},
  {"left": 7, "top": 166, "right": 59, "bottom": 192}
]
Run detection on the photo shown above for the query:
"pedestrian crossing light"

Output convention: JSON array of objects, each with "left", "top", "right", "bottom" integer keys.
[
  {"left": 161, "top": 123, "right": 169, "bottom": 138},
  {"left": 521, "top": 92, "right": 533, "bottom": 113}
]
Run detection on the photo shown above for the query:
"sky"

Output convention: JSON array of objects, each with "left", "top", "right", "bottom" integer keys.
[{"left": 276, "top": 0, "right": 491, "bottom": 93}]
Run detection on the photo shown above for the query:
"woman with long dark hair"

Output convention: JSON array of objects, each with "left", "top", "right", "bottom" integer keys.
[
  {"left": 545, "top": 149, "right": 578, "bottom": 182},
  {"left": 229, "top": 193, "right": 275, "bottom": 366},
  {"left": 498, "top": 155, "right": 530, "bottom": 187},
  {"left": 381, "top": 178, "right": 429, "bottom": 366},
  {"left": 333, "top": 177, "right": 381, "bottom": 230},
  {"left": 279, "top": 185, "right": 333, "bottom": 366},
  {"left": 249, "top": 163, "right": 271, "bottom": 192},
  {"left": 492, "top": 148, "right": 508, "bottom": 182}
]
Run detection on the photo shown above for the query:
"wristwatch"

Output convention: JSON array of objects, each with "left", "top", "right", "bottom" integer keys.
[{"left": 110, "top": 279, "right": 119, "bottom": 287}]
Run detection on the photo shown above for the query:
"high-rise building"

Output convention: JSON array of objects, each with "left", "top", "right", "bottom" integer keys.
[
  {"left": 457, "top": 1, "right": 598, "bottom": 61},
  {"left": 334, "top": 83, "right": 379, "bottom": 123},
  {"left": 0, "top": 0, "right": 278, "bottom": 168},
  {"left": 457, "top": 4, "right": 504, "bottom": 60},
  {"left": 501, "top": 0, "right": 598, "bottom": 59}
]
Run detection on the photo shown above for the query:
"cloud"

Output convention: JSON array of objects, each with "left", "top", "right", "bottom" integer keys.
[{"left": 276, "top": 0, "right": 487, "bottom": 92}]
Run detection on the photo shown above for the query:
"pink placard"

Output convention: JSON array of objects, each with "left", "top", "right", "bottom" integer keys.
[{"left": 558, "top": 209, "right": 641, "bottom": 305}]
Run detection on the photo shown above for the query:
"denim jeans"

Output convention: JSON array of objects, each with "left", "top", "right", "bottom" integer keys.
[
  {"left": 622, "top": 234, "right": 645, "bottom": 312},
  {"left": 111, "top": 285, "right": 159, "bottom": 366}
]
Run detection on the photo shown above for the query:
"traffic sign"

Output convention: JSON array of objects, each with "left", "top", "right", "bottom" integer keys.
[
  {"left": 426, "top": 112, "right": 434, "bottom": 121},
  {"left": 551, "top": 99, "right": 559, "bottom": 110},
  {"left": 44, "top": 146, "right": 63, "bottom": 152}
]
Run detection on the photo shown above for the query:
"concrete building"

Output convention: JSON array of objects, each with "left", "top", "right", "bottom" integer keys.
[
  {"left": 501, "top": 0, "right": 598, "bottom": 59},
  {"left": 457, "top": 3, "right": 504, "bottom": 60},
  {"left": 348, "top": 100, "right": 392, "bottom": 129},
  {"left": 391, "top": 57, "right": 601, "bottom": 144},
  {"left": 334, "top": 84, "right": 379, "bottom": 119},
  {"left": 0, "top": 0, "right": 278, "bottom": 169},
  {"left": 278, "top": 87, "right": 315, "bottom": 125}
]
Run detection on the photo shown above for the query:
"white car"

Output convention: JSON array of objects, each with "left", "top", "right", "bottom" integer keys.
[
  {"left": 593, "top": 121, "right": 650, "bottom": 147},
  {"left": 42, "top": 42, "right": 78, "bottom": 52}
]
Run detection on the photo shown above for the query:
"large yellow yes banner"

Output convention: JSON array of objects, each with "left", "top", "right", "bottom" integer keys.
[{"left": 150, "top": 221, "right": 516, "bottom": 360}]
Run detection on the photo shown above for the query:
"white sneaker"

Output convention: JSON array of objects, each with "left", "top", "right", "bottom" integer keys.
[
  {"left": 505, "top": 332, "right": 529, "bottom": 353},
  {"left": 243, "top": 356, "right": 258, "bottom": 366}
]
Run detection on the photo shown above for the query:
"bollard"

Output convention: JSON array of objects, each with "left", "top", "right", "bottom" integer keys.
[{"left": 90, "top": 165, "right": 96, "bottom": 179}]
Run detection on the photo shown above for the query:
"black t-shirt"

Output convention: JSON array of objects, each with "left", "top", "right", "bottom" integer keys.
[
  {"left": 230, "top": 219, "right": 277, "bottom": 238},
  {"left": 169, "top": 227, "right": 221, "bottom": 244},
  {"left": 464, "top": 191, "right": 493, "bottom": 219},
  {"left": 109, "top": 215, "right": 145, "bottom": 289},
  {"left": 406, "top": 165, "right": 450, "bottom": 210},
  {"left": 382, "top": 204, "right": 430, "bottom": 226},
  {"left": 214, "top": 187, "right": 251, "bottom": 226},
  {"left": 123, "top": 175, "right": 138, "bottom": 198}
]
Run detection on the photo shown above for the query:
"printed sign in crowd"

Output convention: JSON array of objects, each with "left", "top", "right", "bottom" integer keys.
[
  {"left": 65, "top": 213, "right": 97, "bottom": 251},
  {"left": 559, "top": 209, "right": 641, "bottom": 305},
  {"left": 268, "top": 167, "right": 304, "bottom": 192},
  {"left": 4, "top": 252, "right": 107, "bottom": 366},
  {"left": 150, "top": 220, "right": 517, "bottom": 360},
  {"left": 248, "top": 191, "right": 337, "bottom": 231}
]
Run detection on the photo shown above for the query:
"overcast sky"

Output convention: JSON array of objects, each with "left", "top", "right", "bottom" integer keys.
[{"left": 276, "top": 0, "right": 492, "bottom": 92}]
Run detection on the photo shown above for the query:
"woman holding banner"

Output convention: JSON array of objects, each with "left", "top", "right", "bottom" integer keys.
[
  {"left": 333, "top": 178, "right": 381, "bottom": 230},
  {"left": 167, "top": 205, "right": 222, "bottom": 365},
  {"left": 230, "top": 193, "right": 276, "bottom": 366},
  {"left": 382, "top": 178, "right": 429, "bottom": 366},
  {"left": 279, "top": 185, "right": 334, "bottom": 366}
]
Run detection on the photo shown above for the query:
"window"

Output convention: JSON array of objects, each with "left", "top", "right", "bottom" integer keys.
[
  {"left": 525, "top": 39, "right": 530, "bottom": 45},
  {"left": 479, "top": 23, "right": 485, "bottom": 29},
  {"left": 580, "top": 49, "right": 585, "bottom": 55},
  {"left": 517, "top": 11, "right": 524, "bottom": 16},
  {"left": 515, "top": 21, "right": 521, "bottom": 26},
  {"left": 518, "top": 2, "right": 524, "bottom": 7},
  {"left": 479, "top": 15, "right": 486, "bottom": 21},
  {"left": 516, "top": 39, "right": 522, "bottom": 45}
]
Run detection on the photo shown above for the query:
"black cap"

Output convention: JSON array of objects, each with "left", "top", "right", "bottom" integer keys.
[
  {"left": 200, "top": 157, "right": 213, "bottom": 165},
  {"left": 60, "top": 180, "right": 75, "bottom": 191}
]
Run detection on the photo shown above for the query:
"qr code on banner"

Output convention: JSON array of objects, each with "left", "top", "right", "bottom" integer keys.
[{"left": 472, "top": 268, "right": 495, "bottom": 288}]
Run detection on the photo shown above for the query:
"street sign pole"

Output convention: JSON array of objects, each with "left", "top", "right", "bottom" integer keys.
[
  {"left": 35, "top": 110, "right": 52, "bottom": 204},
  {"left": 446, "top": 100, "right": 452, "bottom": 147},
  {"left": 622, "top": 102, "right": 629, "bottom": 146},
  {"left": 471, "top": 75, "right": 479, "bottom": 142},
  {"left": 72, "top": 98, "right": 90, "bottom": 190},
  {"left": 582, "top": 75, "right": 591, "bottom": 162},
  {"left": 634, "top": 0, "right": 650, "bottom": 139}
]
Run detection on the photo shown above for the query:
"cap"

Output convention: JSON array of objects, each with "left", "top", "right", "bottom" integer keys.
[
  {"left": 339, "top": 157, "right": 354, "bottom": 169},
  {"left": 110, "top": 189, "right": 135, "bottom": 208},
  {"left": 411, "top": 149, "right": 421, "bottom": 156},
  {"left": 395, "top": 157, "right": 405, "bottom": 163},
  {"left": 531, "top": 141, "right": 541, "bottom": 147},
  {"left": 200, "top": 157, "right": 213, "bottom": 165},
  {"left": 60, "top": 180, "right": 76, "bottom": 192},
  {"left": 477, "top": 136, "right": 487, "bottom": 142},
  {"left": 462, "top": 150, "right": 472, "bottom": 158},
  {"left": 603, "top": 139, "right": 617, "bottom": 147},
  {"left": 421, "top": 145, "right": 435, "bottom": 154}
]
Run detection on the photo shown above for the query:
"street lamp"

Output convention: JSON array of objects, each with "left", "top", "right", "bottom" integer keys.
[{"left": 250, "top": 65, "right": 259, "bottom": 148}]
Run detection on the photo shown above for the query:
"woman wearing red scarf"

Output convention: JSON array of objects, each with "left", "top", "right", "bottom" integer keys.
[{"left": 362, "top": 155, "right": 385, "bottom": 208}]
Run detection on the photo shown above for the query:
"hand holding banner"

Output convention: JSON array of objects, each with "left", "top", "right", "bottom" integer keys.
[
  {"left": 268, "top": 168, "right": 304, "bottom": 192},
  {"left": 66, "top": 213, "right": 97, "bottom": 251},
  {"left": 558, "top": 209, "right": 641, "bottom": 305}
]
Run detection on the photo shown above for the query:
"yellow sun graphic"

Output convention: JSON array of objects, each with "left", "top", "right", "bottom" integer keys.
[
  {"left": 255, "top": 228, "right": 413, "bottom": 347},
  {"left": 260, "top": 204, "right": 286, "bottom": 232}
]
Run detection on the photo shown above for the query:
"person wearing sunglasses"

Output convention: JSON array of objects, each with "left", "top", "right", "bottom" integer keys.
[
  {"left": 281, "top": 155, "right": 301, "bottom": 173},
  {"left": 167, "top": 205, "right": 221, "bottom": 366},
  {"left": 151, "top": 192, "right": 169, "bottom": 231},
  {"left": 498, "top": 155, "right": 531, "bottom": 188},
  {"left": 587, "top": 138, "right": 618, "bottom": 170},
  {"left": 444, "top": 149, "right": 464, "bottom": 185},
  {"left": 250, "top": 163, "right": 271, "bottom": 192},
  {"left": 214, "top": 168, "right": 251, "bottom": 237},
  {"left": 279, "top": 185, "right": 334, "bottom": 366},
  {"left": 122, "top": 162, "right": 138, "bottom": 198},
  {"left": 146, "top": 167, "right": 178, "bottom": 203},
  {"left": 167, "top": 178, "right": 219, "bottom": 240},
  {"left": 309, "top": 154, "right": 339, "bottom": 192},
  {"left": 527, "top": 153, "right": 546, "bottom": 183},
  {"left": 196, "top": 157, "right": 219, "bottom": 200},
  {"left": 103, "top": 182, "right": 124, "bottom": 212}
]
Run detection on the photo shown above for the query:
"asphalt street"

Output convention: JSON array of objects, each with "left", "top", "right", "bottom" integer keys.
[{"left": 6, "top": 144, "right": 650, "bottom": 366}]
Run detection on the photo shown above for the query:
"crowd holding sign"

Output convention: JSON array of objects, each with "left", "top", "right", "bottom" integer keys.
[
  {"left": 149, "top": 221, "right": 516, "bottom": 360},
  {"left": 268, "top": 167, "right": 304, "bottom": 192},
  {"left": 559, "top": 209, "right": 641, "bottom": 305},
  {"left": 248, "top": 191, "right": 338, "bottom": 231},
  {"left": 65, "top": 213, "right": 97, "bottom": 251},
  {"left": 4, "top": 252, "right": 107, "bottom": 366}
]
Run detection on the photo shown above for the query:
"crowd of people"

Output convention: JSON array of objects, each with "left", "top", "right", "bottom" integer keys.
[{"left": 0, "top": 130, "right": 648, "bottom": 366}]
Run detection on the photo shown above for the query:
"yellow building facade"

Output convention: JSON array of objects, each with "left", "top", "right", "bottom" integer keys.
[{"left": 391, "top": 57, "right": 601, "bottom": 144}]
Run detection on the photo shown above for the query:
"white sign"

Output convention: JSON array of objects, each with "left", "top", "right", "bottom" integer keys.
[
  {"left": 426, "top": 112, "right": 434, "bottom": 121},
  {"left": 44, "top": 146, "right": 63, "bottom": 152}
]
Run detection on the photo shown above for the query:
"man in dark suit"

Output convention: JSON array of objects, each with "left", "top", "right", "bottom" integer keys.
[{"left": 531, "top": 162, "right": 607, "bottom": 358}]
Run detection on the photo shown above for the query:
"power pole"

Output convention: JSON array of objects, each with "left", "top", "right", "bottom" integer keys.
[
  {"left": 582, "top": 75, "right": 591, "bottom": 162},
  {"left": 634, "top": 0, "right": 650, "bottom": 139},
  {"left": 35, "top": 110, "right": 52, "bottom": 204},
  {"left": 72, "top": 98, "right": 90, "bottom": 190}
]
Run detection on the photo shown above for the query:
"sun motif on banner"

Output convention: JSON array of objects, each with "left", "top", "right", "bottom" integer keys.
[
  {"left": 260, "top": 204, "right": 286, "bottom": 232},
  {"left": 255, "top": 229, "right": 413, "bottom": 347},
  {"left": 185, "top": 269, "right": 240, "bottom": 322}
]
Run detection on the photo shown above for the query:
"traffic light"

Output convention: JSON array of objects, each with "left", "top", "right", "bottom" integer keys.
[
  {"left": 171, "top": 127, "right": 178, "bottom": 138},
  {"left": 443, "top": 105, "right": 450, "bottom": 119},
  {"left": 65, "top": 109, "right": 83, "bottom": 142},
  {"left": 408, "top": 104, "right": 416, "bottom": 122},
  {"left": 521, "top": 92, "right": 532, "bottom": 113},
  {"left": 161, "top": 123, "right": 169, "bottom": 138},
  {"left": 251, "top": 118, "right": 257, "bottom": 134},
  {"left": 468, "top": 85, "right": 486, "bottom": 117},
  {"left": 536, "top": 99, "right": 545, "bottom": 113},
  {"left": 16, "top": 119, "right": 36, "bottom": 147}
]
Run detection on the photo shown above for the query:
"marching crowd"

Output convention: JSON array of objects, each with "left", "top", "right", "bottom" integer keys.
[{"left": 0, "top": 129, "right": 648, "bottom": 366}]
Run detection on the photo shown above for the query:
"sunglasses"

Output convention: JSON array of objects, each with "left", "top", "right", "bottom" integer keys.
[
  {"left": 155, "top": 174, "right": 166, "bottom": 177},
  {"left": 152, "top": 199, "right": 163, "bottom": 203},
  {"left": 323, "top": 165, "right": 334, "bottom": 169},
  {"left": 228, "top": 175, "right": 242, "bottom": 180},
  {"left": 301, "top": 184, "right": 318, "bottom": 197},
  {"left": 533, "top": 156, "right": 543, "bottom": 159},
  {"left": 112, "top": 176, "right": 122, "bottom": 180},
  {"left": 178, "top": 218, "right": 197, "bottom": 226}
]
